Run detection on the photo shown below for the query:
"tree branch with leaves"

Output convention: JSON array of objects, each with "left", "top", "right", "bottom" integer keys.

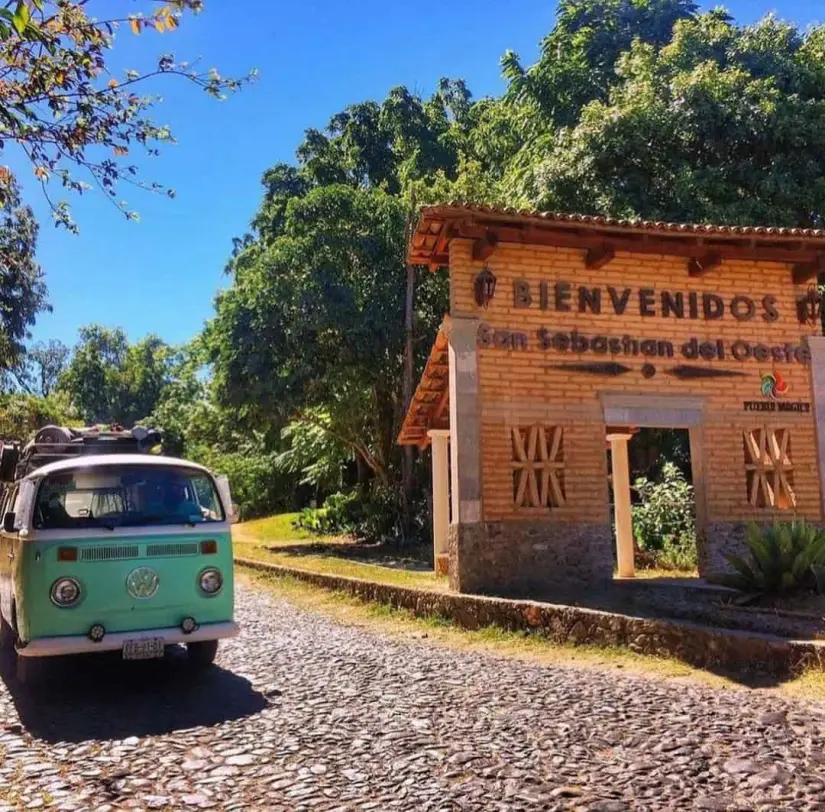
[{"left": 0, "top": 0, "right": 255, "bottom": 230}]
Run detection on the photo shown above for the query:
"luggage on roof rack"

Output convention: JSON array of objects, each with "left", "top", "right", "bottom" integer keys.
[{"left": 0, "top": 424, "right": 162, "bottom": 483}]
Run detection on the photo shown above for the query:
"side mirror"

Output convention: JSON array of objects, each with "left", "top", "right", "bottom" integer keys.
[
  {"left": 3, "top": 512, "right": 16, "bottom": 533},
  {"left": 230, "top": 504, "right": 240, "bottom": 525}
]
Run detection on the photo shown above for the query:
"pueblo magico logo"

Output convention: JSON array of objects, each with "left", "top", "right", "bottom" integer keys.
[{"left": 760, "top": 371, "right": 789, "bottom": 400}]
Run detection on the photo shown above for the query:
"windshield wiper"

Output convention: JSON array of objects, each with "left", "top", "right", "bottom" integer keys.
[
  {"left": 85, "top": 512, "right": 116, "bottom": 531},
  {"left": 117, "top": 515, "right": 198, "bottom": 528}
]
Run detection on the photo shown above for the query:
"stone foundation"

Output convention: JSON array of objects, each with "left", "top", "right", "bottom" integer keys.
[
  {"left": 448, "top": 521, "right": 613, "bottom": 597},
  {"left": 702, "top": 522, "right": 751, "bottom": 576},
  {"left": 702, "top": 520, "right": 825, "bottom": 577}
]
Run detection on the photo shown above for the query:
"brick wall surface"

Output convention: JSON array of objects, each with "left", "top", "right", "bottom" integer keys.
[{"left": 448, "top": 239, "right": 822, "bottom": 536}]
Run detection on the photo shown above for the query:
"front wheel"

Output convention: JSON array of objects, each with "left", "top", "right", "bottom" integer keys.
[
  {"left": 0, "top": 611, "right": 15, "bottom": 651},
  {"left": 186, "top": 640, "right": 218, "bottom": 667},
  {"left": 15, "top": 655, "right": 42, "bottom": 686}
]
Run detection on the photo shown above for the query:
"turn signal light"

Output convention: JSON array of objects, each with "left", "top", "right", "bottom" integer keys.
[
  {"left": 200, "top": 540, "right": 217, "bottom": 555},
  {"left": 57, "top": 546, "right": 77, "bottom": 562}
]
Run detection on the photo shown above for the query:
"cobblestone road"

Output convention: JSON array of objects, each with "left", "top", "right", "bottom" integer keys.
[{"left": 3, "top": 581, "right": 825, "bottom": 811}]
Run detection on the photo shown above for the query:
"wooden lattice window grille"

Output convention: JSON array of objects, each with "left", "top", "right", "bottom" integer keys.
[
  {"left": 511, "top": 425, "right": 566, "bottom": 510},
  {"left": 743, "top": 427, "right": 796, "bottom": 509}
]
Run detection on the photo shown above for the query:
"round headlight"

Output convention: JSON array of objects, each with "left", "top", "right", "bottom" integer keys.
[
  {"left": 198, "top": 568, "right": 223, "bottom": 596},
  {"left": 50, "top": 577, "right": 81, "bottom": 607}
]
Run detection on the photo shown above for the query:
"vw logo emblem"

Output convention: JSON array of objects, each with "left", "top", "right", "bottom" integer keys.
[{"left": 126, "top": 567, "right": 160, "bottom": 600}]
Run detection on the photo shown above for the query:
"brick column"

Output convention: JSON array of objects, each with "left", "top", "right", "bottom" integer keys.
[
  {"left": 808, "top": 336, "right": 825, "bottom": 516},
  {"left": 446, "top": 317, "right": 482, "bottom": 524}
]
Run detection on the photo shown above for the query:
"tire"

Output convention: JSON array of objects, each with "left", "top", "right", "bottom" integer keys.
[
  {"left": 0, "top": 611, "right": 14, "bottom": 650},
  {"left": 186, "top": 639, "right": 219, "bottom": 667},
  {"left": 15, "top": 655, "right": 41, "bottom": 686},
  {"left": 34, "top": 425, "right": 72, "bottom": 445}
]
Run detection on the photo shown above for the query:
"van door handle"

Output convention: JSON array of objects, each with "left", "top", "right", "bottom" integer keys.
[{"left": 6, "top": 553, "right": 13, "bottom": 560}]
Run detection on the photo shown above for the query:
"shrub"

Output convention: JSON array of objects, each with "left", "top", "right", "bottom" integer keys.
[
  {"left": 631, "top": 461, "right": 697, "bottom": 570},
  {"left": 709, "top": 520, "right": 825, "bottom": 598},
  {"left": 353, "top": 484, "right": 429, "bottom": 545},
  {"left": 293, "top": 485, "right": 430, "bottom": 545},
  {"left": 294, "top": 491, "right": 360, "bottom": 536}
]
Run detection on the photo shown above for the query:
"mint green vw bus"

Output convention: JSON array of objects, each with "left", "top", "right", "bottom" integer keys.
[{"left": 0, "top": 426, "right": 238, "bottom": 684}]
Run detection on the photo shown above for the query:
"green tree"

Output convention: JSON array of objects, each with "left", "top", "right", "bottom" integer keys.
[
  {"left": 0, "top": 181, "right": 49, "bottom": 372},
  {"left": 210, "top": 79, "right": 464, "bottom": 520},
  {"left": 208, "top": 184, "right": 446, "bottom": 487},
  {"left": 59, "top": 325, "right": 174, "bottom": 426},
  {"left": 15, "top": 339, "right": 70, "bottom": 397},
  {"left": 0, "top": 391, "right": 78, "bottom": 440},
  {"left": 142, "top": 342, "right": 206, "bottom": 456},
  {"left": 211, "top": 0, "right": 825, "bottom": 535},
  {"left": 115, "top": 335, "right": 176, "bottom": 426},
  {"left": 0, "top": 0, "right": 253, "bottom": 229},
  {"left": 58, "top": 325, "right": 127, "bottom": 424},
  {"left": 506, "top": 10, "right": 825, "bottom": 225},
  {"left": 275, "top": 414, "right": 354, "bottom": 494},
  {"left": 149, "top": 382, "right": 296, "bottom": 520},
  {"left": 500, "top": 0, "right": 697, "bottom": 128}
]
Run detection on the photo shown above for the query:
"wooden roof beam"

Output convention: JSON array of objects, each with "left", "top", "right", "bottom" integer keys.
[
  {"left": 433, "top": 386, "right": 449, "bottom": 423},
  {"left": 472, "top": 230, "right": 499, "bottom": 262},
  {"left": 792, "top": 253, "right": 825, "bottom": 285},
  {"left": 688, "top": 252, "right": 722, "bottom": 277},
  {"left": 398, "top": 322, "right": 451, "bottom": 445},
  {"left": 452, "top": 223, "right": 819, "bottom": 265},
  {"left": 585, "top": 244, "right": 615, "bottom": 270}
]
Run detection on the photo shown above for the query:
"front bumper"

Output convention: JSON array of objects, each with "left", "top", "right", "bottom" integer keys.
[{"left": 17, "top": 621, "right": 240, "bottom": 658}]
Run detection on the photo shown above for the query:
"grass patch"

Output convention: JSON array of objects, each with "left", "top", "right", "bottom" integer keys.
[
  {"left": 233, "top": 512, "right": 319, "bottom": 545},
  {"left": 632, "top": 568, "right": 700, "bottom": 580},
  {"left": 782, "top": 667, "right": 825, "bottom": 700},
  {"left": 240, "top": 568, "right": 825, "bottom": 698},
  {"left": 232, "top": 515, "right": 446, "bottom": 591},
  {"left": 234, "top": 540, "right": 445, "bottom": 590}
]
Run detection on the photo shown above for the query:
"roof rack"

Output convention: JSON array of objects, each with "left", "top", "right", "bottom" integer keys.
[{"left": 0, "top": 424, "right": 162, "bottom": 483}]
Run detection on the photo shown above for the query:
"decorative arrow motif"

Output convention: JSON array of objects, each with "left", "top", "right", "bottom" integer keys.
[
  {"left": 665, "top": 365, "right": 746, "bottom": 379},
  {"left": 545, "top": 362, "right": 632, "bottom": 376}
]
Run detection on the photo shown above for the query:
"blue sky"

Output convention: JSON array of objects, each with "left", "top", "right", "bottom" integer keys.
[{"left": 14, "top": 1, "right": 824, "bottom": 349}]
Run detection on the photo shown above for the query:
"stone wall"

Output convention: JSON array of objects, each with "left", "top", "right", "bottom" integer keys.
[
  {"left": 700, "top": 521, "right": 822, "bottom": 576},
  {"left": 703, "top": 521, "right": 750, "bottom": 575},
  {"left": 447, "top": 521, "right": 613, "bottom": 596},
  {"left": 236, "top": 557, "right": 825, "bottom": 676}
]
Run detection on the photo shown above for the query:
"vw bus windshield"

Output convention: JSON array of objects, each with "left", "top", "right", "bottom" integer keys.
[{"left": 33, "top": 465, "right": 225, "bottom": 530}]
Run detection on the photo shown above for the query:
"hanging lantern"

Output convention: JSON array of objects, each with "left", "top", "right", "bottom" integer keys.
[
  {"left": 797, "top": 284, "right": 822, "bottom": 326},
  {"left": 474, "top": 266, "right": 497, "bottom": 308}
]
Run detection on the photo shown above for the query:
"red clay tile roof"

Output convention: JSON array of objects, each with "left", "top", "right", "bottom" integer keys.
[
  {"left": 409, "top": 203, "right": 825, "bottom": 269},
  {"left": 397, "top": 321, "right": 449, "bottom": 447}
]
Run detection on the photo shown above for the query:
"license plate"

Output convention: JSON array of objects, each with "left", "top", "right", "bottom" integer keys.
[{"left": 122, "top": 638, "right": 165, "bottom": 661}]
